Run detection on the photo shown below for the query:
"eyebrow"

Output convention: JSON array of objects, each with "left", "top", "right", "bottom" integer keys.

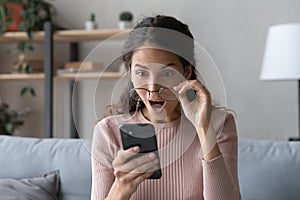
[{"left": 134, "top": 63, "right": 176, "bottom": 69}]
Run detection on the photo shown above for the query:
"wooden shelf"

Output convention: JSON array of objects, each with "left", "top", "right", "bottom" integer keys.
[
  {"left": 0, "top": 72, "right": 123, "bottom": 80},
  {"left": 0, "top": 29, "right": 130, "bottom": 43},
  {"left": 55, "top": 72, "right": 123, "bottom": 80},
  {"left": 0, "top": 73, "right": 44, "bottom": 80},
  {"left": 54, "top": 29, "right": 130, "bottom": 42}
]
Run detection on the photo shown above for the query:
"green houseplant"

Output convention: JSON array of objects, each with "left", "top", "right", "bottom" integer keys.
[
  {"left": 118, "top": 11, "right": 133, "bottom": 29},
  {"left": 0, "top": 0, "right": 54, "bottom": 51},
  {"left": 0, "top": 101, "right": 24, "bottom": 135},
  {"left": 119, "top": 11, "right": 133, "bottom": 22},
  {"left": 0, "top": 0, "right": 53, "bottom": 96}
]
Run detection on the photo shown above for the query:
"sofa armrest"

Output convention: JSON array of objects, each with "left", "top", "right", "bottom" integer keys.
[
  {"left": 238, "top": 139, "right": 300, "bottom": 200},
  {"left": 0, "top": 136, "right": 92, "bottom": 200}
]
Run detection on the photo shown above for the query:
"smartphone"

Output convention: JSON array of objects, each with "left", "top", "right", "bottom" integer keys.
[{"left": 119, "top": 123, "right": 162, "bottom": 179}]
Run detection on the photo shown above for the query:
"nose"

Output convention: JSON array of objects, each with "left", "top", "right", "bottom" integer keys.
[
  {"left": 147, "top": 83, "right": 161, "bottom": 100},
  {"left": 147, "top": 82, "right": 160, "bottom": 91}
]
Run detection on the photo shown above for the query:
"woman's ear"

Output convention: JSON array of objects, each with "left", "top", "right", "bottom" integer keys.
[{"left": 184, "top": 65, "right": 192, "bottom": 80}]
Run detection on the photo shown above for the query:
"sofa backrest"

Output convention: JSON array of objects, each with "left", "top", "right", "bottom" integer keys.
[
  {"left": 0, "top": 136, "right": 92, "bottom": 200},
  {"left": 238, "top": 139, "right": 300, "bottom": 200},
  {"left": 1, "top": 136, "right": 300, "bottom": 200}
]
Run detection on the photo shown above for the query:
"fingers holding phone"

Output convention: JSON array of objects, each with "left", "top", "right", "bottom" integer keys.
[
  {"left": 109, "top": 123, "right": 162, "bottom": 198},
  {"left": 111, "top": 146, "right": 159, "bottom": 197},
  {"left": 112, "top": 146, "right": 140, "bottom": 167},
  {"left": 113, "top": 147, "right": 159, "bottom": 177}
]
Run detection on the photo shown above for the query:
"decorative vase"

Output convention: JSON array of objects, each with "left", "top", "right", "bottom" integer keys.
[
  {"left": 118, "top": 21, "right": 132, "bottom": 30},
  {"left": 84, "top": 21, "right": 97, "bottom": 30}
]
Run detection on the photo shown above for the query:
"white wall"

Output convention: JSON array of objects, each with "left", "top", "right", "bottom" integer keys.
[{"left": 1, "top": 0, "right": 299, "bottom": 140}]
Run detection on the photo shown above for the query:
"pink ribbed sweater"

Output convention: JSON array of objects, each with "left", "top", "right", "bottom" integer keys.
[{"left": 91, "top": 111, "right": 241, "bottom": 200}]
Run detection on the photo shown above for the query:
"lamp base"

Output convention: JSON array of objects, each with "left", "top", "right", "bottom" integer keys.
[{"left": 288, "top": 137, "right": 300, "bottom": 141}]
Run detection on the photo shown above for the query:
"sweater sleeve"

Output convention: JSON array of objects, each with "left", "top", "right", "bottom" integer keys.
[
  {"left": 202, "top": 114, "right": 241, "bottom": 200},
  {"left": 91, "top": 118, "right": 119, "bottom": 200}
]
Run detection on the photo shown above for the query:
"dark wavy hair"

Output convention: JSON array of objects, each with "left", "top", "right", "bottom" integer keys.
[{"left": 103, "top": 15, "right": 199, "bottom": 117}]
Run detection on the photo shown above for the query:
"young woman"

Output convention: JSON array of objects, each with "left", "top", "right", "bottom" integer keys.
[{"left": 92, "top": 15, "right": 241, "bottom": 200}]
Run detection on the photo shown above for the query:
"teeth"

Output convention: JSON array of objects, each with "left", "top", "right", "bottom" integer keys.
[
  {"left": 152, "top": 103, "right": 162, "bottom": 110},
  {"left": 149, "top": 100, "right": 164, "bottom": 111}
]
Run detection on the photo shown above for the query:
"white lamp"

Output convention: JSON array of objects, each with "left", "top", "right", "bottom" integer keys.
[{"left": 261, "top": 23, "right": 300, "bottom": 141}]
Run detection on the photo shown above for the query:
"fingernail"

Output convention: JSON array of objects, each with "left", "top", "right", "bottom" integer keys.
[{"left": 133, "top": 146, "right": 140, "bottom": 152}]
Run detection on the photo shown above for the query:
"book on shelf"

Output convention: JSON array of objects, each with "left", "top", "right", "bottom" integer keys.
[{"left": 57, "top": 61, "right": 104, "bottom": 75}]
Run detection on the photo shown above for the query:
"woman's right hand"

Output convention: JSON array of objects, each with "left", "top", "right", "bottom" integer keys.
[{"left": 106, "top": 146, "right": 159, "bottom": 200}]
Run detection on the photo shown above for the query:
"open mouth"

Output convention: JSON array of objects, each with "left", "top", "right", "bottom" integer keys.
[{"left": 149, "top": 100, "right": 166, "bottom": 111}]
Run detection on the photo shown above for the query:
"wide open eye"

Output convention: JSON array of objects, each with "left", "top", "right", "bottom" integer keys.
[
  {"left": 162, "top": 70, "right": 174, "bottom": 77},
  {"left": 136, "top": 70, "right": 148, "bottom": 78}
]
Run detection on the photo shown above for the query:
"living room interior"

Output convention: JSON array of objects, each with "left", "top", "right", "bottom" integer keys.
[{"left": 0, "top": 0, "right": 299, "bottom": 199}]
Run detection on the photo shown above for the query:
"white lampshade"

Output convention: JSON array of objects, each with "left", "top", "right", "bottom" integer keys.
[{"left": 260, "top": 23, "right": 300, "bottom": 81}]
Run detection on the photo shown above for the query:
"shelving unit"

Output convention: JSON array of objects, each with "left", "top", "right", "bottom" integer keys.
[
  {"left": 0, "top": 29, "right": 129, "bottom": 43},
  {"left": 0, "top": 23, "right": 128, "bottom": 138},
  {"left": 0, "top": 72, "right": 123, "bottom": 80}
]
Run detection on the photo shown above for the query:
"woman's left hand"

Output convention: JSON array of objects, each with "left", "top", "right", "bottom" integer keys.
[{"left": 173, "top": 80, "right": 212, "bottom": 137}]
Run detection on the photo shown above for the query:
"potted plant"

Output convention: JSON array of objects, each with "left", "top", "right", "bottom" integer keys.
[
  {"left": 118, "top": 11, "right": 133, "bottom": 30},
  {"left": 0, "top": 101, "right": 24, "bottom": 135},
  {"left": 0, "top": 0, "right": 54, "bottom": 52},
  {"left": 85, "top": 13, "right": 97, "bottom": 30},
  {"left": 0, "top": 0, "right": 50, "bottom": 100}
]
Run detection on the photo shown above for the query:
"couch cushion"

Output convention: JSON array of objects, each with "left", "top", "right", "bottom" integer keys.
[
  {"left": 0, "top": 136, "right": 92, "bottom": 200},
  {"left": 238, "top": 139, "right": 300, "bottom": 200},
  {"left": 0, "top": 170, "right": 59, "bottom": 200}
]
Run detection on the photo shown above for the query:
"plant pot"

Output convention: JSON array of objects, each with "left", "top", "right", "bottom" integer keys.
[
  {"left": 5, "top": 2, "right": 23, "bottom": 32},
  {"left": 84, "top": 21, "right": 97, "bottom": 30},
  {"left": 118, "top": 21, "right": 132, "bottom": 30}
]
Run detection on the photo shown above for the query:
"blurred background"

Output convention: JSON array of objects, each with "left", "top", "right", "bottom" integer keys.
[{"left": 0, "top": 0, "right": 299, "bottom": 141}]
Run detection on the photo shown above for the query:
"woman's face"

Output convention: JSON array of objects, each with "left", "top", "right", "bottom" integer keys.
[{"left": 130, "top": 47, "right": 190, "bottom": 123}]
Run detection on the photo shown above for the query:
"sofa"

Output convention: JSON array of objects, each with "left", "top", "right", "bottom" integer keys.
[
  {"left": 0, "top": 135, "right": 299, "bottom": 200},
  {"left": 0, "top": 136, "right": 92, "bottom": 200}
]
